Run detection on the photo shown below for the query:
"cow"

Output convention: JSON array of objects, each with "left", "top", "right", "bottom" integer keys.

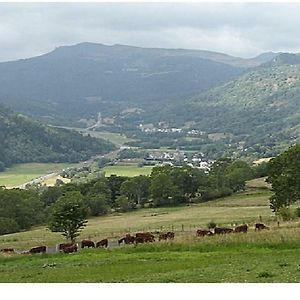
[
  {"left": 214, "top": 227, "right": 233, "bottom": 234},
  {"left": 29, "top": 246, "right": 46, "bottom": 254},
  {"left": 81, "top": 240, "right": 95, "bottom": 248},
  {"left": 58, "top": 242, "right": 74, "bottom": 251},
  {"left": 0, "top": 248, "right": 15, "bottom": 253},
  {"left": 63, "top": 244, "right": 78, "bottom": 253},
  {"left": 255, "top": 223, "right": 269, "bottom": 231},
  {"left": 196, "top": 229, "right": 214, "bottom": 237},
  {"left": 136, "top": 232, "right": 155, "bottom": 242},
  {"left": 159, "top": 233, "right": 168, "bottom": 241},
  {"left": 159, "top": 232, "right": 175, "bottom": 241},
  {"left": 96, "top": 239, "right": 108, "bottom": 248},
  {"left": 134, "top": 232, "right": 155, "bottom": 244},
  {"left": 166, "top": 232, "right": 175, "bottom": 240},
  {"left": 234, "top": 224, "right": 248, "bottom": 233},
  {"left": 118, "top": 237, "right": 125, "bottom": 245}
]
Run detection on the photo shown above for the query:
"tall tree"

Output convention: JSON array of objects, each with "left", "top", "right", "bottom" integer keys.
[
  {"left": 266, "top": 144, "right": 300, "bottom": 212},
  {"left": 48, "top": 191, "right": 88, "bottom": 242}
]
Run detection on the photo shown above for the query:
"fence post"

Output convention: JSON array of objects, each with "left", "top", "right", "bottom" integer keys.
[
  {"left": 172, "top": 225, "right": 174, "bottom": 232},
  {"left": 259, "top": 215, "right": 262, "bottom": 222},
  {"left": 182, "top": 224, "right": 184, "bottom": 231}
]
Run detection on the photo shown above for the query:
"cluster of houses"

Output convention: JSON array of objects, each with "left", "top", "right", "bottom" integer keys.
[{"left": 144, "top": 151, "right": 214, "bottom": 171}]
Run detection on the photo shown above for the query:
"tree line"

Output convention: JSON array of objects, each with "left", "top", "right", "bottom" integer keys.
[
  {"left": 0, "top": 158, "right": 263, "bottom": 236},
  {"left": 1, "top": 143, "right": 299, "bottom": 237}
]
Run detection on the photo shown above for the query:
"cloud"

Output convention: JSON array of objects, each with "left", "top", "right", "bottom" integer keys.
[{"left": 0, "top": 2, "right": 300, "bottom": 61}]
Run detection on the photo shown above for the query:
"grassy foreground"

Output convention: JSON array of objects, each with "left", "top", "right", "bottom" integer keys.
[
  {"left": 0, "top": 178, "right": 299, "bottom": 283},
  {"left": 0, "top": 227, "right": 299, "bottom": 283}
]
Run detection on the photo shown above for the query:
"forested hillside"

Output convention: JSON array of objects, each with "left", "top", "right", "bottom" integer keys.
[
  {"left": 0, "top": 43, "right": 275, "bottom": 123},
  {"left": 154, "top": 53, "right": 300, "bottom": 156},
  {"left": 0, "top": 105, "right": 115, "bottom": 171}
]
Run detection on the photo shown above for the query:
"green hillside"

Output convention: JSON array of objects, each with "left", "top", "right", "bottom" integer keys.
[
  {"left": 0, "top": 105, "right": 115, "bottom": 170},
  {"left": 157, "top": 53, "right": 300, "bottom": 157}
]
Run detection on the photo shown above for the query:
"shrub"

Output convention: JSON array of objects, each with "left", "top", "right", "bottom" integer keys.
[
  {"left": 277, "top": 207, "right": 296, "bottom": 221},
  {"left": 207, "top": 221, "right": 217, "bottom": 229}
]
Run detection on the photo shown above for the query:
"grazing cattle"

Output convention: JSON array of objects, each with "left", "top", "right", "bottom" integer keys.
[
  {"left": 134, "top": 236, "right": 145, "bottom": 244},
  {"left": 96, "top": 239, "right": 108, "bottom": 248},
  {"left": 0, "top": 248, "right": 15, "bottom": 253},
  {"left": 159, "top": 233, "right": 168, "bottom": 241},
  {"left": 81, "top": 240, "right": 95, "bottom": 248},
  {"left": 118, "top": 234, "right": 135, "bottom": 245},
  {"left": 58, "top": 242, "right": 74, "bottom": 251},
  {"left": 166, "top": 232, "right": 175, "bottom": 240},
  {"left": 134, "top": 232, "right": 155, "bottom": 244},
  {"left": 255, "top": 223, "right": 269, "bottom": 231},
  {"left": 118, "top": 237, "right": 125, "bottom": 245},
  {"left": 63, "top": 244, "right": 78, "bottom": 253},
  {"left": 214, "top": 227, "right": 233, "bottom": 235},
  {"left": 159, "top": 232, "right": 175, "bottom": 241},
  {"left": 136, "top": 232, "right": 155, "bottom": 242},
  {"left": 196, "top": 229, "right": 214, "bottom": 237},
  {"left": 234, "top": 224, "right": 248, "bottom": 233},
  {"left": 29, "top": 246, "right": 46, "bottom": 254}
]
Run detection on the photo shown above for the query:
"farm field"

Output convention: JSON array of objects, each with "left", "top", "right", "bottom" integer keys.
[
  {"left": 103, "top": 164, "right": 153, "bottom": 177},
  {"left": 0, "top": 226, "right": 299, "bottom": 283},
  {"left": 0, "top": 163, "right": 73, "bottom": 188},
  {"left": 1, "top": 179, "right": 299, "bottom": 283}
]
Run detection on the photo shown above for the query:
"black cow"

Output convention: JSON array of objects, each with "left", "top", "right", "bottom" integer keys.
[
  {"left": 255, "top": 223, "right": 269, "bottom": 231},
  {"left": 196, "top": 229, "right": 214, "bottom": 237},
  {"left": 81, "top": 240, "right": 95, "bottom": 248},
  {"left": 214, "top": 227, "right": 233, "bottom": 234},
  {"left": 63, "top": 244, "right": 78, "bottom": 253},
  {"left": 96, "top": 239, "right": 108, "bottom": 248},
  {"left": 234, "top": 224, "right": 248, "bottom": 233},
  {"left": 29, "top": 246, "right": 46, "bottom": 254}
]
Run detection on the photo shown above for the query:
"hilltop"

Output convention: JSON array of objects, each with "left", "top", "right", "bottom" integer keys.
[
  {"left": 0, "top": 105, "right": 115, "bottom": 171},
  {"left": 0, "top": 43, "right": 276, "bottom": 124}
]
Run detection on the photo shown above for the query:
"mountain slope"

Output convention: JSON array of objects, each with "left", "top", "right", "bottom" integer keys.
[
  {"left": 0, "top": 42, "right": 274, "bottom": 123},
  {"left": 0, "top": 105, "right": 115, "bottom": 170},
  {"left": 156, "top": 53, "right": 300, "bottom": 156}
]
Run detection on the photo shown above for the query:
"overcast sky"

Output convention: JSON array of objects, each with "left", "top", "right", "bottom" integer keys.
[{"left": 1, "top": 2, "right": 300, "bottom": 62}]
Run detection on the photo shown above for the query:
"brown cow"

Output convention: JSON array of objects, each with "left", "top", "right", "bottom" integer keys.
[
  {"left": 96, "top": 239, "right": 108, "bottom": 248},
  {"left": 136, "top": 232, "right": 155, "bottom": 242},
  {"left": 196, "top": 229, "right": 214, "bottom": 237},
  {"left": 159, "top": 233, "right": 168, "bottom": 241},
  {"left": 58, "top": 242, "right": 74, "bottom": 251},
  {"left": 255, "top": 223, "right": 269, "bottom": 231},
  {"left": 0, "top": 248, "right": 15, "bottom": 253},
  {"left": 63, "top": 244, "right": 78, "bottom": 253},
  {"left": 118, "top": 234, "right": 135, "bottom": 245},
  {"left": 135, "top": 236, "right": 145, "bottom": 244},
  {"left": 167, "top": 232, "right": 175, "bottom": 240},
  {"left": 29, "top": 246, "right": 46, "bottom": 254},
  {"left": 214, "top": 227, "right": 233, "bottom": 234},
  {"left": 234, "top": 224, "right": 248, "bottom": 233},
  {"left": 81, "top": 240, "right": 95, "bottom": 248}
]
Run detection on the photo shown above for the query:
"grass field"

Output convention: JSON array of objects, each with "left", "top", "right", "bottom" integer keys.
[
  {"left": 83, "top": 130, "right": 134, "bottom": 146},
  {"left": 0, "top": 163, "right": 73, "bottom": 188},
  {"left": 1, "top": 178, "right": 299, "bottom": 283},
  {"left": 103, "top": 164, "right": 153, "bottom": 177}
]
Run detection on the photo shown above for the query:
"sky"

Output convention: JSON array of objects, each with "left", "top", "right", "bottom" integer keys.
[{"left": 1, "top": 1, "right": 300, "bottom": 62}]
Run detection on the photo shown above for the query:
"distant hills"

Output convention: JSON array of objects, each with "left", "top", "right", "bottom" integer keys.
[
  {"left": 0, "top": 104, "right": 115, "bottom": 171},
  {"left": 0, "top": 43, "right": 277, "bottom": 124},
  {"left": 156, "top": 52, "right": 300, "bottom": 156}
]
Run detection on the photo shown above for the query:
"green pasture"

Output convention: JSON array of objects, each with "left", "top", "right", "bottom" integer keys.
[
  {"left": 0, "top": 226, "right": 299, "bottom": 283},
  {"left": 1, "top": 178, "right": 299, "bottom": 283},
  {"left": 0, "top": 163, "right": 73, "bottom": 188},
  {"left": 103, "top": 165, "right": 153, "bottom": 177},
  {"left": 0, "top": 186, "right": 274, "bottom": 250},
  {"left": 82, "top": 130, "right": 133, "bottom": 146}
]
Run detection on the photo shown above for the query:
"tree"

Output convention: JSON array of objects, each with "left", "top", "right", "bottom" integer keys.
[
  {"left": 84, "top": 193, "right": 109, "bottom": 216},
  {"left": 115, "top": 195, "right": 136, "bottom": 212},
  {"left": 266, "top": 144, "right": 300, "bottom": 212},
  {"left": 48, "top": 191, "right": 88, "bottom": 242}
]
